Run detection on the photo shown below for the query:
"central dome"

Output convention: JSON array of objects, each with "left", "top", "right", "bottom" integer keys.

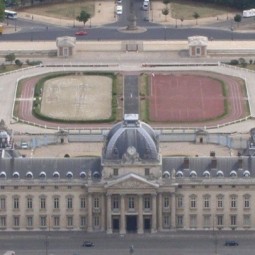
[{"left": 103, "top": 115, "right": 159, "bottom": 162}]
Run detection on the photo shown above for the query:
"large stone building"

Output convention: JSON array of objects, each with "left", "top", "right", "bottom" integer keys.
[{"left": 0, "top": 115, "right": 255, "bottom": 233}]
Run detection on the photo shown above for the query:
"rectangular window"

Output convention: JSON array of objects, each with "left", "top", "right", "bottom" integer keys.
[
  {"left": 177, "top": 196, "right": 183, "bottom": 208},
  {"left": 94, "top": 197, "right": 99, "bottom": 208},
  {"left": 40, "top": 197, "right": 46, "bottom": 209},
  {"left": 53, "top": 216, "right": 60, "bottom": 227},
  {"left": 80, "top": 216, "right": 86, "bottom": 227},
  {"left": 13, "top": 216, "right": 19, "bottom": 227},
  {"left": 244, "top": 215, "right": 251, "bottom": 226},
  {"left": 112, "top": 196, "right": 119, "bottom": 209},
  {"left": 67, "top": 216, "right": 73, "bottom": 227},
  {"left": 54, "top": 197, "right": 59, "bottom": 209},
  {"left": 163, "top": 196, "right": 169, "bottom": 208},
  {"left": 128, "top": 197, "right": 135, "bottom": 209},
  {"left": 230, "top": 215, "right": 237, "bottom": 226},
  {"left": 204, "top": 197, "right": 210, "bottom": 208},
  {"left": 163, "top": 215, "right": 169, "bottom": 227},
  {"left": 80, "top": 197, "right": 86, "bottom": 209},
  {"left": 0, "top": 197, "right": 6, "bottom": 210},
  {"left": 190, "top": 215, "right": 197, "bottom": 228},
  {"left": 144, "top": 196, "right": 151, "bottom": 209},
  {"left": 231, "top": 197, "right": 237, "bottom": 208},
  {"left": 40, "top": 216, "right": 47, "bottom": 227},
  {"left": 190, "top": 197, "right": 196, "bottom": 208},
  {"left": 113, "top": 168, "right": 118, "bottom": 176},
  {"left": 203, "top": 215, "right": 211, "bottom": 228},
  {"left": 244, "top": 197, "right": 250, "bottom": 208},
  {"left": 217, "top": 215, "right": 223, "bottom": 226},
  {"left": 176, "top": 215, "right": 183, "bottom": 228},
  {"left": 27, "top": 216, "right": 33, "bottom": 227},
  {"left": 27, "top": 197, "right": 33, "bottom": 209},
  {"left": 0, "top": 216, "right": 6, "bottom": 227},
  {"left": 217, "top": 197, "right": 223, "bottom": 208},
  {"left": 94, "top": 215, "right": 99, "bottom": 227},
  {"left": 13, "top": 198, "right": 19, "bottom": 209},
  {"left": 145, "top": 168, "right": 150, "bottom": 176},
  {"left": 67, "top": 197, "right": 73, "bottom": 209}
]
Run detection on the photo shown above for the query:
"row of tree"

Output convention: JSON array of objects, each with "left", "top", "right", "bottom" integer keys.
[{"left": 183, "top": 0, "right": 254, "bottom": 10}]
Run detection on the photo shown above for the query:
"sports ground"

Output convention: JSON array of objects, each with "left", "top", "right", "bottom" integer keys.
[{"left": 15, "top": 71, "right": 247, "bottom": 128}]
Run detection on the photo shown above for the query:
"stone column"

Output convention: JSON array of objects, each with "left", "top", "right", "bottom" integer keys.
[
  {"left": 120, "top": 195, "right": 126, "bottom": 234},
  {"left": 106, "top": 194, "right": 112, "bottom": 234},
  {"left": 87, "top": 194, "right": 93, "bottom": 232},
  {"left": 101, "top": 194, "right": 105, "bottom": 231},
  {"left": 151, "top": 194, "right": 157, "bottom": 233},
  {"left": 158, "top": 193, "right": 163, "bottom": 232},
  {"left": 138, "top": 194, "right": 144, "bottom": 234},
  {"left": 171, "top": 193, "right": 176, "bottom": 229}
]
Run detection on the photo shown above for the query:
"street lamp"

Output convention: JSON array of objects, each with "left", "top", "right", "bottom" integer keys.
[{"left": 230, "top": 26, "right": 234, "bottom": 40}]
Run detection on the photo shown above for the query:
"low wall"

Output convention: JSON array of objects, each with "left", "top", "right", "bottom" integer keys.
[{"left": 1, "top": 40, "right": 255, "bottom": 57}]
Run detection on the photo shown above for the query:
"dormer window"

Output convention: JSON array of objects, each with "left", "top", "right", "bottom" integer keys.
[
  {"left": 26, "top": 172, "right": 33, "bottom": 179},
  {"left": 39, "top": 171, "right": 46, "bottom": 178},
  {"left": 66, "top": 171, "right": 73, "bottom": 178},
  {"left": 12, "top": 172, "right": 20, "bottom": 178},
  {"left": 79, "top": 171, "right": 86, "bottom": 178},
  {"left": 53, "top": 171, "right": 60, "bottom": 178}
]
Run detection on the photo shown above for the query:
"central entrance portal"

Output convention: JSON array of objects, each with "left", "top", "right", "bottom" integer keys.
[{"left": 126, "top": 215, "right": 137, "bottom": 233}]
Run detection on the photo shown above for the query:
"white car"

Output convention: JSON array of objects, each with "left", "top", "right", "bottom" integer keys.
[
  {"left": 142, "top": 1, "right": 149, "bottom": 10},
  {"left": 116, "top": 5, "right": 123, "bottom": 15}
]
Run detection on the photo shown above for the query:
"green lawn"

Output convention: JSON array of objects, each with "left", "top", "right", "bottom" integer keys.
[
  {"left": 20, "top": 1, "right": 95, "bottom": 20},
  {"left": 170, "top": 0, "right": 239, "bottom": 20}
]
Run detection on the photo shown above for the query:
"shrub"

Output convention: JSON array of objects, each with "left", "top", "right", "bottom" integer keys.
[
  {"left": 229, "top": 59, "right": 239, "bottom": 65},
  {"left": 15, "top": 59, "right": 23, "bottom": 67}
]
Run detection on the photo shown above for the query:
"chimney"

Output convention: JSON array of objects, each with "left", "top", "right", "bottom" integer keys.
[
  {"left": 211, "top": 157, "right": 217, "bottom": 169},
  {"left": 183, "top": 157, "right": 189, "bottom": 169},
  {"left": 238, "top": 157, "right": 243, "bottom": 169}
]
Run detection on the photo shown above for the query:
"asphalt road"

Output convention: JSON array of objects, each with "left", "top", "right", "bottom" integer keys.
[
  {"left": 1, "top": 0, "right": 255, "bottom": 41},
  {"left": 1, "top": 231, "right": 255, "bottom": 255}
]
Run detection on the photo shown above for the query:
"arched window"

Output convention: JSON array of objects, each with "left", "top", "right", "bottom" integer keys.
[
  {"left": 243, "top": 170, "right": 250, "bottom": 177},
  {"left": 162, "top": 171, "right": 170, "bottom": 178},
  {"left": 190, "top": 170, "right": 197, "bottom": 178},
  {"left": 39, "top": 171, "right": 46, "bottom": 178},
  {"left": 203, "top": 170, "right": 210, "bottom": 178},
  {"left": 26, "top": 171, "right": 33, "bottom": 179},
  {"left": 53, "top": 171, "right": 60, "bottom": 178},
  {"left": 230, "top": 170, "right": 237, "bottom": 177},
  {"left": 79, "top": 171, "right": 86, "bottom": 178},
  {"left": 12, "top": 172, "right": 20, "bottom": 178},
  {"left": 0, "top": 171, "right": 7, "bottom": 178},
  {"left": 66, "top": 171, "right": 73, "bottom": 178},
  {"left": 176, "top": 171, "right": 183, "bottom": 178},
  {"left": 93, "top": 171, "right": 100, "bottom": 179},
  {"left": 216, "top": 170, "right": 224, "bottom": 177}
]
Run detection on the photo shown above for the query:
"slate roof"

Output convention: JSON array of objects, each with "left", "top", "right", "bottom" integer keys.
[
  {"left": 103, "top": 119, "right": 159, "bottom": 161},
  {"left": 0, "top": 157, "right": 101, "bottom": 180},
  {"left": 162, "top": 156, "right": 254, "bottom": 178}
]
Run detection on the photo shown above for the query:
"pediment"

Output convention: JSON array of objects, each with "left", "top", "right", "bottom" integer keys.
[{"left": 105, "top": 173, "right": 159, "bottom": 189}]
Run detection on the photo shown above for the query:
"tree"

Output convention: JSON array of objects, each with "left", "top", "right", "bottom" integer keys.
[
  {"left": 5, "top": 53, "right": 16, "bottom": 64},
  {"left": 76, "top": 10, "right": 91, "bottom": 27},
  {"left": 234, "top": 14, "right": 242, "bottom": 27},
  {"left": 162, "top": 8, "right": 169, "bottom": 21},
  {"left": 0, "top": 0, "right": 5, "bottom": 22},
  {"left": 162, "top": 0, "right": 171, "bottom": 4},
  {"left": 193, "top": 12, "right": 200, "bottom": 25}
]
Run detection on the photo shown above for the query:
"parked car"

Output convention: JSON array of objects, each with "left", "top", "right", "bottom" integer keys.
[
  {"left": 224, "top": 240, "right": 239, "bottom": 246},
  {"left": 82, "top": 241, "right": 94, "bottom": 247},
  {"left": 116, "top": 5, "right": 123, "bottom": 15},
  {"left": 75, "top": 30, "right": 88, "bottom": 36},
  {"left": 142, "top": 1, "right": 149, "bottom": 10}
]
